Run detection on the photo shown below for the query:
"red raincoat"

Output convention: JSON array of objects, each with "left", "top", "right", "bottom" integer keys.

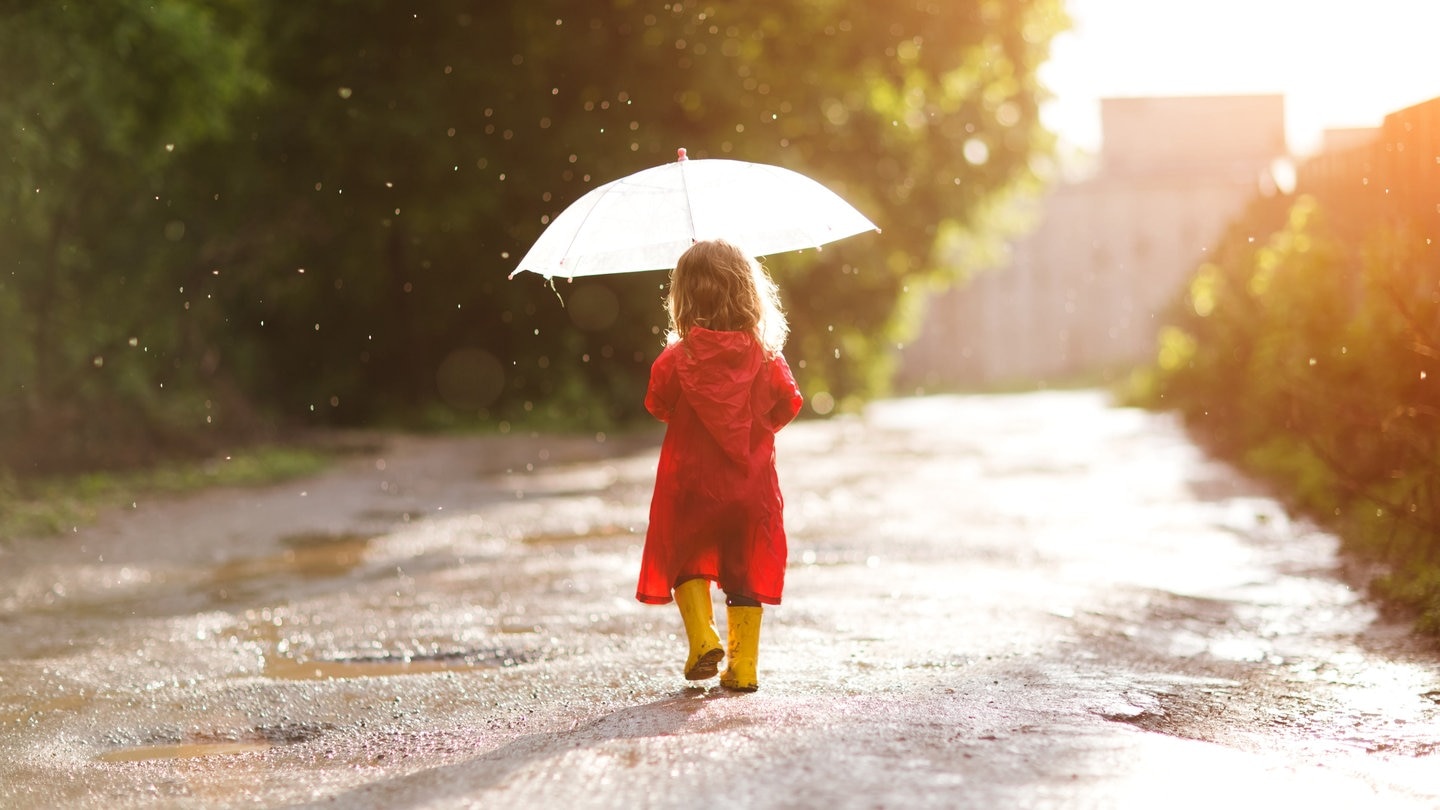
[{"left": 636, "top": 327, "right": 803, "bottom": 605}]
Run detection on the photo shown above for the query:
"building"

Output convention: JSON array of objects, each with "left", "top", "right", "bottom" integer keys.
[
  {"left": 899, "top": 94, "right": 1290, "bottom": 389},
  {"left": 1296, "top": 95, "right": 1439, "bottom": 232}
]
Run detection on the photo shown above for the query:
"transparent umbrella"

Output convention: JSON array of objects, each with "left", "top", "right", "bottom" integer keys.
[{"left": 511, "top": 148, "right": 878, "bottom": 279}]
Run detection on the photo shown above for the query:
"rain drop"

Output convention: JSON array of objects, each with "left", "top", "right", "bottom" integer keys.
[{"left": 962, "top": 138, "right": 990, "bottom": 165}]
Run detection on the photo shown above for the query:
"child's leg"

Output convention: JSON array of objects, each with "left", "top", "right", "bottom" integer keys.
[
  {"left": 720, "top": 591, "right": 762, "bottom": 692},
  {"left": 673, "top": 577, "right": 723, "bottom": 680}
]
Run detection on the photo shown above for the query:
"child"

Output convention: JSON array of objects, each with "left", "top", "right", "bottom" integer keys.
[{"left": 636, "top": 239, "right": 804, "bottom": 692}]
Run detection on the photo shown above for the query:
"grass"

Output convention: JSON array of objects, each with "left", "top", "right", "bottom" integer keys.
[{"left": 0, "top": 445, "right": 333, "bottom": 543}]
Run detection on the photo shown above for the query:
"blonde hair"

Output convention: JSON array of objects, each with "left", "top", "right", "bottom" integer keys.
[{"left": 665, "top": 240, "right": 788, "bottom": 356}]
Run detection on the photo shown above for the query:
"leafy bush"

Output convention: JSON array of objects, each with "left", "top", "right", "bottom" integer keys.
[{"left": 1137, "top": 191, "right": 1440, "bottom": 633}]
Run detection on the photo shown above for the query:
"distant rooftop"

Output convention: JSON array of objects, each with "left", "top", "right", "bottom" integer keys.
[
  {"left": 1099, "top": 95, "right": 1288, "bottom": 177},
  {"left": 1319, "top": 127, "right": 1380, "bottom": 153}
]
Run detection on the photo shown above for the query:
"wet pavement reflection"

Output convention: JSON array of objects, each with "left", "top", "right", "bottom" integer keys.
[{"left": 0, "top": 391, "right": 1436, "bottom": 808}]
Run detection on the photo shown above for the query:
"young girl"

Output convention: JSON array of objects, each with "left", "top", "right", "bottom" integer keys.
[{"left": 636, "top": 239, "right": 804, "bottom": 692}]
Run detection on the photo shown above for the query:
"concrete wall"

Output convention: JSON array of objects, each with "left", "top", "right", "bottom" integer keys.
[{"left": 899, "top": 95, "right": 1288, "bottom": 389}]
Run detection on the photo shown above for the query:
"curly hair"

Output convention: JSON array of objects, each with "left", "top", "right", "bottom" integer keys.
[{"left": 665, "top": 240, "right": 788, "bottom": 356}]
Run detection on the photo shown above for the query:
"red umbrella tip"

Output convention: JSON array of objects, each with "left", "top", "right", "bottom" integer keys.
[{"left": 676, "top": 147, "right": 688, "bottom": 162}]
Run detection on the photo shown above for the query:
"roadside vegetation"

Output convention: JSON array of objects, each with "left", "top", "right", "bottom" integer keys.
[{"left": 1130, "top": 113, "right": 1440, "bottom": 634}]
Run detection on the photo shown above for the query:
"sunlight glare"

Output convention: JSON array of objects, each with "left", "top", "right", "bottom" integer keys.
[{"left": 1042, "top": 0, "right": 1440, "bottom": 156}]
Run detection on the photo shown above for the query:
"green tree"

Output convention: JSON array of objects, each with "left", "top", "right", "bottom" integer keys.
[
  {"left": 0, "top": 1, "right": 262, "bottom": 471},
  {"left": 2, "top": 0, "right": 1065, "bottom": 473},
  {"left": 508, "top": 1, "right": 1067, "bottom": 406},
  {"left": 196, "top": 0, "right": 1064, "bottom": 427}
]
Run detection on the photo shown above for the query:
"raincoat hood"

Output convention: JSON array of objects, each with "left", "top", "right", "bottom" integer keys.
[{"left": 675, "top": 327, "right": 764, "bottom": 465}]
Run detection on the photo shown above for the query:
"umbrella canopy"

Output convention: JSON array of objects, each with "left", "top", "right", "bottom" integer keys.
[{"left": 511, "top": 148, "right": 878, "bottom": 279}]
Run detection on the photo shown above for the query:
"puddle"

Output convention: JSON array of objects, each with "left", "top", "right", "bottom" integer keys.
[
  {"left": 97, "top": 723, "right": 329, "bottom": 762},
  {"left": 219, "top": 531, "right": 373, "bottom": 581},
  {"left": 204, "top": 532, "right": 374, "bottom": 602},
  {"left": 356, "top": 508, "right": 419, "bottom": 524},
  {"left": 263, "top": 647, "right": 542, "bottom": 680},
  {"left": 270, "top": 531, "right": 375, "bottom": 577},
  {"left": 98, "top": 740, "right": 271, "bottom": 762},
  {"left": 4, "top": 693, "right": 92, "bottom": 729},
  {"left": 265, "top": 656, "right": 476, "bottom": 680}
]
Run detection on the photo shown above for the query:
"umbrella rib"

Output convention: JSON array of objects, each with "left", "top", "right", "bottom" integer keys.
[
  {"left": 550, "top": 187, "right": 618, "bottom": 276},
  {"left": 678, "top": 157, "right": 697, "bottom": 243}
]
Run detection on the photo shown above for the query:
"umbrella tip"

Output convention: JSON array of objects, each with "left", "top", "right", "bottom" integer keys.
[{"left": 676, "top": 147, "right": 688, "bottom": 162}]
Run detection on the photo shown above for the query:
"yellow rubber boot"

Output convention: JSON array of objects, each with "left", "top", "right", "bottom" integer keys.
[
  {"left": 674, "top": 579, "right": 723, "bottom": 680},
  {"left": 720, "top": 605, "right": 762, "bottom": 692}
]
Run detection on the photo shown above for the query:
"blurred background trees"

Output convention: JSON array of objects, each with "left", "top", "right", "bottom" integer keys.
[
  {"left": 1, "top": 0, "right": 1065, "bottom": 474},
  {"left": 1, "top": 1, "right": 265, "bottom": 469}
]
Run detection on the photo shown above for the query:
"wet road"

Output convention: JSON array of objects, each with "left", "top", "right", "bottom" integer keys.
[{"left": 2, "top": 390, "right": 1438, "bottom": 808}]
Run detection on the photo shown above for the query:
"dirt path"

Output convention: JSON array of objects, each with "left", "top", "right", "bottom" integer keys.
[{"left": 1, "top": 391, "right": 1437, "bottom": 808}]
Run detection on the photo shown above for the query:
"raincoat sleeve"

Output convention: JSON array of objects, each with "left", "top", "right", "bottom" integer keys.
[
  {"left": 766, "top": 353, "right": 804, "bottom": 431},
  {"left": 644, "top": 346, "right": 681, "bottom": 423}
]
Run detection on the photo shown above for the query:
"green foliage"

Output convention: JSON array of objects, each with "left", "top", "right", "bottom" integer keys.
[
  {"left": 0, "top": 1, "right": 267, "bottom": 471},
  {"left": 1, "top": 1, "right": 1065, "bottom": 475},
  {"left": 1140, "top": 191, "right": 1440, "bottom": 633},
  {"left": 1374, "top": 564, "right": 1440, "bottom": 635}
]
